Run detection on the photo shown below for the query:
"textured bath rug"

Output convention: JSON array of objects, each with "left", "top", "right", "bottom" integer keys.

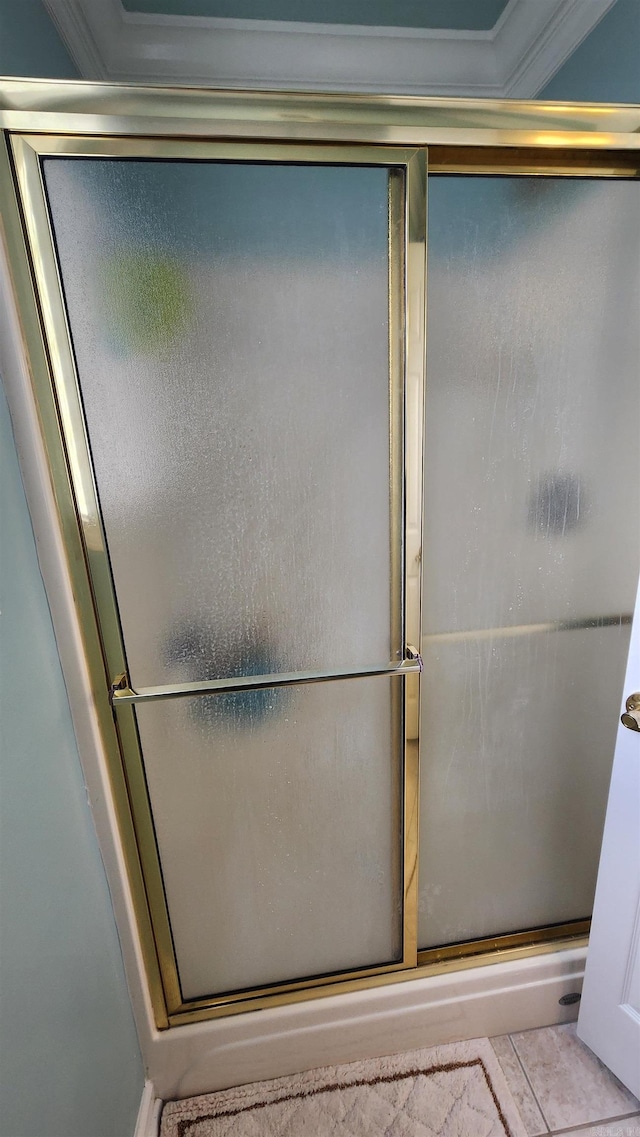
[{"left": 160, "top": 1038, "right": 528, "bottom": 1137}]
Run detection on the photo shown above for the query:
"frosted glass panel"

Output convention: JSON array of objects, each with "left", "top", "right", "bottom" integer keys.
[
  {"left": 420, "top": 625, "right": 631, "bottom": 946},
  {"left": 43, "top": 159, "right": 391, "bottom": 687},
  {"left": 135, "top": 677, "right": 400, "bottom": 998},
  {"left": 420, "top": 178, "right": 640, "bottom": 949}
]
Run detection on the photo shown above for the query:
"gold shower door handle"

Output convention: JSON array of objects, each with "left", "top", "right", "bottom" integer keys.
[
  {"left": 621, "top": 693, "right": 640, "bottom": 732},
  {"left": 110, "top": 652, "right": 423, "bottom": 706}
]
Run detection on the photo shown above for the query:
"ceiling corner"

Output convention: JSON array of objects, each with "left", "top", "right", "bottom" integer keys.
[
  {"left": 498, "top": 0, "right": 619, "bottom": 98},
  {"left": 43, "top": 0, "right": 111, "bottom": 80}
]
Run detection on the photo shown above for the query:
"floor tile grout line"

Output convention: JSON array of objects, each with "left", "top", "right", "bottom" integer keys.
[
  {"left": 506, "top": 1033, "right": 552, "bottom": 1134},
  {"left": 549, "top": 1108, "right": 640, "bottom": 1135},
  {"left": 509, "top": 1026, "right": 640, "bottom": 1135}
]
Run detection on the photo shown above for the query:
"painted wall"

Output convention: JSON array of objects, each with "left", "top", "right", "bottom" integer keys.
[
  {"left": 0, "top": 0, "right": 78, "bottom": 79},
  {"left": 539, "top": 0, "right": 639, "bottom": 103},
  {"left": 0, "top": 6, "right": 144, "bottom": 1137},
  {"left": 0, "top": 397, "right": 144, "bottom": 1137}
]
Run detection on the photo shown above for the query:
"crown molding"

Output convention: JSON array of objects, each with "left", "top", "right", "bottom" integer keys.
[
  {"left": 501, "top": 0, "right": 617, "bottom": 96},
  {"left": 45, "top": 0, "right": 112, "bottom": 80},
  {"left": 43, "top": 0, "right": 618, "bottom": 97}
]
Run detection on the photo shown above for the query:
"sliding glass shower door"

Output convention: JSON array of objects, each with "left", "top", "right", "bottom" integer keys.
[
  {"left": 8, "top": 101, "right": 638, "bottom": 1028},
  {"left": 13, "top": 135, "right": 425, "bottom": 1014},
  {"left": 419, "top": 175, "right": 640, "bottom": 955}
]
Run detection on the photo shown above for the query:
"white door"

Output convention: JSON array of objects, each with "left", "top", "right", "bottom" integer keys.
[{"left": 578, "top": 577, "right": 640, "bottom": 1097}]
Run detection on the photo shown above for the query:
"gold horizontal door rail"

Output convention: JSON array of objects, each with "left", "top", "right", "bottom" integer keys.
[
  {"left": 418, "top": 917, "right": 591, "bottom": 968},
  {"left": 110, "top": 653, "right": 423, "bottom": 706},
  {"left": 423, "top": 612, "right": 632, "bottom": 646}
]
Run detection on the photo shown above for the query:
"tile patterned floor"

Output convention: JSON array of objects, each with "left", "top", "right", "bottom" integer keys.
[{"left": 490, "top": 1023, "right": 640, "bottom": 1137}]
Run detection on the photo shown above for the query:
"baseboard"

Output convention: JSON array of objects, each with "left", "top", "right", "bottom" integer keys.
[
  {"left": 150, "top": 944, "right": 586, "bottom": 1102},
  {"left": 134, "top": 1080, "right": 162, "bottom": 1137}
]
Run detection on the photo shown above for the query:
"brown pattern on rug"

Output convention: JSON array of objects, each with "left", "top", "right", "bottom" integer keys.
[{"left": 161, "top": 1039, "right": 529, "bottom": 1137}]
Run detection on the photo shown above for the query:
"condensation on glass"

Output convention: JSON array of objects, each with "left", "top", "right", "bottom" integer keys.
[
  {"left": 43, "top": 158, "right": 392, "bottom": 687},
  {"left": 419, "top": 177, "right": 640, "bottom": 949},
  {"left": 42, "top": 156, "right": 401, "bottom": 998}
]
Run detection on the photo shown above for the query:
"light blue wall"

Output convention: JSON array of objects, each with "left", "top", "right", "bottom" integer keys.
[
  {"left": 539, "top": 0, "right": 639, "bottom": 103},
  {"left": 0, "top": 5, "right": 144, "bottom": 1137},
  {"left": 0, "top": 394, "right": 144, "bottom": 1137},
  {"left": 0, "top": 0, "right": 78, "bottom": 78}
]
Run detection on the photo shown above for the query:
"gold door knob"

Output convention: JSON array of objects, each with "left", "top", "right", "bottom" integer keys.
[{"left": 621, "top": 693, "right": 640, "bottom": 732}]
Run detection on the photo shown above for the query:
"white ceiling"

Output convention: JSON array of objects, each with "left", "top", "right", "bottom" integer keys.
[{"left": 44, "top": 0, "right": 617, "bottom": 97}]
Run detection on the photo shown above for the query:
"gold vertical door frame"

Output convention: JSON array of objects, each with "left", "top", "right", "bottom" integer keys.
[{"left": 6, "top": 130, "right": 426, "bottom": 1025}]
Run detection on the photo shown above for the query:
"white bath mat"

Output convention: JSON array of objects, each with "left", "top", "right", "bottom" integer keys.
[{"left": 160, "top": 1038, "right": 528, "bottom": 1137}]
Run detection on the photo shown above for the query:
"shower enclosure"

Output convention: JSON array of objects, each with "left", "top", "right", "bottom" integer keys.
[{"left": 1, "top": 83, "right": 638, "bottom": 1029}]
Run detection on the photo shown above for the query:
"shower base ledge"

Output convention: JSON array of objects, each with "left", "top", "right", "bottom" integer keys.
[{"left": 149, "top": 944, "right": 586, "bottom": 1102}]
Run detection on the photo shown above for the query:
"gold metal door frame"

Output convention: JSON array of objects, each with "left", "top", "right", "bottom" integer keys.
[
  {"left": 1, "top": 79, "right": 637, "bottom": 1029},
  {"left": 4, "top": 126, "right": 426, "bottom": 1025}
]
